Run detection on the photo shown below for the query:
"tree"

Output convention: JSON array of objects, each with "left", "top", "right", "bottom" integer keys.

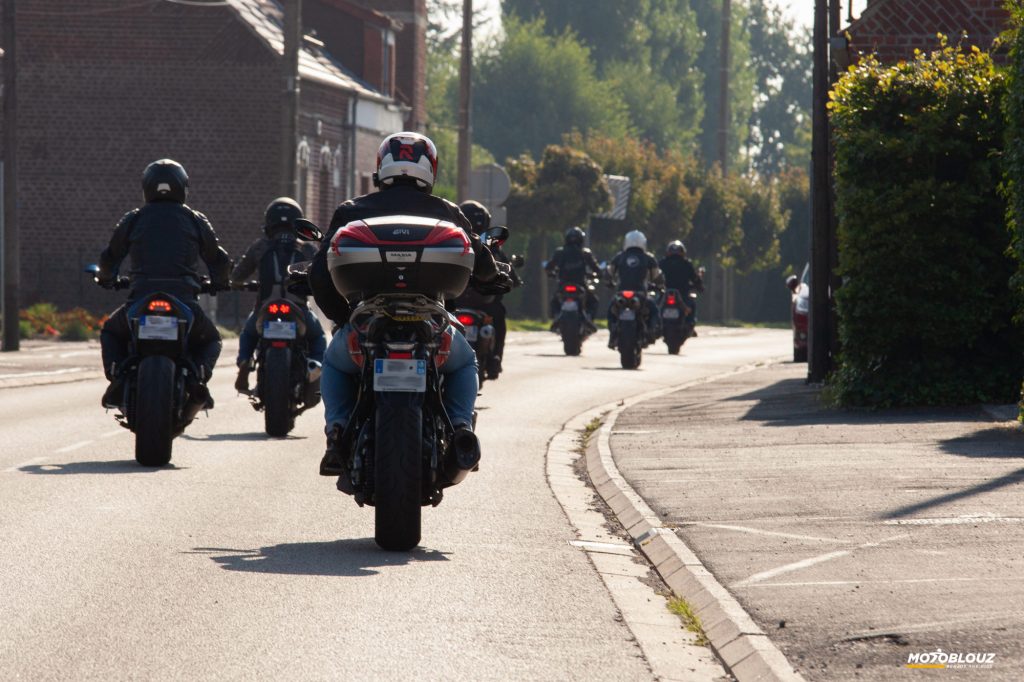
[
  {"left": 473, "top": 17, "right": 630, "bottom": 162},
  {"left": 744, "top": 0, "right": 813, "bottom": 174}
]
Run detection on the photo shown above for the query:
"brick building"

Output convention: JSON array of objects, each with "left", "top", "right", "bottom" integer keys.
[
  {"left": 0, "top": 0, "right": 425, "bottom": 321},
  {"left": 845, "top": 0, "right": 1010, "bottom": 63}
]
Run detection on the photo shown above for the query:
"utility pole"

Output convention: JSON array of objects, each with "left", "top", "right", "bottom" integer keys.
[
  {"left": 281, "top": 0, "right": 302, "bottom": 198},
  {"left": 2, "top": 0, "right": 19, "bottom": 352},
  {"left": 716, "top": 0, "right": 732, "bottom": 322},
  {"left": 456, "top": 0, "right": 472, "bottom": 203},
  {"left": 809, "top": 0, "right": 831, "bottom": 381}
]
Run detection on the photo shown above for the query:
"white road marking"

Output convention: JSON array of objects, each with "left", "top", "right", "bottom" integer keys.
[
  {"left": 3, "top": 456, "right": 46, "bottom": 473},
  {"left": 693, "top": 522, "right": 847, "bottom": 544},
  {"left": 58, "top": 350, "right": 98, "bottom": 359},
  {"left": 99, "top": 429, "right": 126, "bottom": 439},
  {"left": 884, "top": 514, "right": 1024, "bottom": 526},
  {"left": 55, "top": 440, "right": 95, "bottom": 454},
  {"left": 842, "top": 614, "right": 1015, "bottom": 640},
  {"left": 747, "top": 578, "right": 981, "bottom": 588},
  {"left": 0, "top": 367, "right": 90, "bottom": 380},
  {"left": 733, "top": 534, "right": 911, "bottom": 587}
]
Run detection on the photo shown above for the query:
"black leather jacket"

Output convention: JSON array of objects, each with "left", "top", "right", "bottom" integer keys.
[
  {"left": 232, "top": 233, "right": 317, "bottom": 305},
  {"left": 545, "top": 245, "right": 601, "bottom": 285},
  {"left": 98, "top": 200, "right": 231, "bottom": 301},
  {"left": 310, "top": 184, "right": 504, "bottom": 324},
  {"left": 658, "top": 255, "right": 703, "bottom": 295},
  {"left": 608, "top": 248, "right": 664, "bottom": 292}
]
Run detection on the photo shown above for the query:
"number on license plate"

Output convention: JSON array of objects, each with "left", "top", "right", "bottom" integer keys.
[
  {"left": 561, "top": 300, "right": 579, "bottom": 312},
  {"left": 264, "top": 320, "right": 297, "bottom": 340},
  {"left": 138, "top": 315, "right": 179, "bottom": 341},
  {"left": 619, "top": 309, "right": 636, "bottom": 321},
  {"left": 464, "top": 326, "right": 479, "bottom": 342},
  {"left": 663, "top": 308, "right": 680, "bottom": 319},
  {"left": 374, "top": 359, "right": 427, "bottom": 393}
]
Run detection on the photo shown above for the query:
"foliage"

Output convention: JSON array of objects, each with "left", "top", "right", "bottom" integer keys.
[
  {"left": 830, "top": 41, "right": 1019, "bottom": 406},
  {"left": 19, "top": 303, "right": 104, "bottom": 340},
  {"left": 1003, "top": 2, "right": 1024, "bottom": 414},
  {"left": 473, "top": 17, "right": 630, "bottom": 162},
  {"left": 744, "top": 0, "right": 813, "bottom": 174},
  {"left": 504, "top": 144, "right": 611, "bottom": 235}
]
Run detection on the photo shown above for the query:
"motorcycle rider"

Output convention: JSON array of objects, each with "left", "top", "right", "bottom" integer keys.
[
  {"left": 456, "top": 199, "right": 521, "bottom": 378},
  {"left": 97, "top": 159, "right": 230, "bottom": 410},
  {"left": 544, "top": 226, "right": 601, "bottom": 329},
  {"left": 230, "top": 197, "right": 327, "bottom": 394},
  {"left": 659, "top": 240, "right": 704, "bottom": 335},
  {"left": 606, "top": 229, "right": 664, "bottom": 349},
  {"left": 308, "top": 132, "right": 510, "bottom": 474}
]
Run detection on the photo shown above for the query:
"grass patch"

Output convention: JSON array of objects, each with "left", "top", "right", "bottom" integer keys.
[
  {"left": 575, "top": 415, "right": 605, "bottom": 455},
  {"left": 508, "top": 317, "right": 609, "bottom": 331},
  {"left": 710, "top": 320, "right": 790, "bottom": 330},
  {"left": 667, "top": 597, "right": 709, "bottom": 647}
]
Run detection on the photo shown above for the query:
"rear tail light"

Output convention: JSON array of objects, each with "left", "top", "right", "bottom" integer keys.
[
  {"left": 271, "top": 341, "right": 288, "bottom": 348},
  {"left": 621, "top": 291, "right": 635, "bottom": 299},
  {"left": 563, "top": 284, "right": 578, "bottom": 293},
  {"left": 147, "top": 299, "right": 172, "bottom": 312},
  {"left": 389, "top": 352, "right": 413, "bottom": 359},
  {"left": 456, "top": 313, "right": 476, "bottom": 326},
  {"left": 666, "top": 294, "right": 677, "bottom": 306},
  {"left": 268, "top": 302, "right": 292, "bottom": 315}
]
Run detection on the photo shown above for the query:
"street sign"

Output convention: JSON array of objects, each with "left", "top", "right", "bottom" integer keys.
[{"left": 468, "top": 164, "right": 511, "bottom": 213}]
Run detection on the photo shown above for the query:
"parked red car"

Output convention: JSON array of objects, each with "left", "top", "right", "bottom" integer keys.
[{"left": 785, "top": 264, "right": 809, "bottom": 363}]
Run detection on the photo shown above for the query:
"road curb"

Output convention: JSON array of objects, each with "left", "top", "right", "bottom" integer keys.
[
  {"left": 0, "top": 368, "right": 105, "bottom": 390},
  {"left": 577, "top": 360, "right": 804, "bottom": 682}
]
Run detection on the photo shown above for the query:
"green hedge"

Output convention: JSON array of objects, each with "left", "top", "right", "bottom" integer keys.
[
  {"left": 830, "top": 41, "right": 1021, "bottom": 406},
  {"left": 1004, "top": 3, "right": 1024, "bottom": 414}
]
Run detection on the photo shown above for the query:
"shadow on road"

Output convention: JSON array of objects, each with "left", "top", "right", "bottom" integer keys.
[
  {"left": 879, "top": 467, "right": 1024, "bottom": 520},
  {"left": 20, "top": 460, "right": 185, "bottom": 474},
  {"left": 939, "top": 426, "right": 1024, "bottom": 458},
  {"left": 181, "top": 432, "right": 305, "bottom": 442},
  {"left": 187, "top": 539, "right": 450, "bottom": 577}
]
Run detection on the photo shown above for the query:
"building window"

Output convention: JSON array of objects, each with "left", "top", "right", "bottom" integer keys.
[{"left": 296, "top": 136, "right": 311, "bottom": 208}]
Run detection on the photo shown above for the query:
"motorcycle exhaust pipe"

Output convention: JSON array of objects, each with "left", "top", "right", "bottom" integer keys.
[
  {"left": 307, "top": 359, "right": 322, "bottom": 382},
  {"left": 441, "top": 428, "right": 481, "bottom": 487}
]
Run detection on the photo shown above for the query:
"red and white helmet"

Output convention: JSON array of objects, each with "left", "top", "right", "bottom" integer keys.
[{"left": 375, "top": 132, "right": 438, "bottom": 191}]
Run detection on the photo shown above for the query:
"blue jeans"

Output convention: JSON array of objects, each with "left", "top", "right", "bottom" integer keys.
[
  {"left": 321, "top": 324, "right": 479, "bottom": 431},
  {"left": 237, "top": 308, "right": 327, "bottom": 365}
]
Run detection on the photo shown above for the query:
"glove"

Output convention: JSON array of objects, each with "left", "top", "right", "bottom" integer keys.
[{"left": 96, "top": 276, "right": 116, "bottom": 290}]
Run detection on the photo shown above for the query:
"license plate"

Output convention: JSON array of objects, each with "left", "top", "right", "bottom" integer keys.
[
  {"left": 619, "top": 309, "right": 636, "bottom": 321},
  {"left": 663, "top": 308, "right": 680, "bottom": 319},
  {"left": 561, "top": 300, "right": 579, "bottom": 312},
  {"left": 464, "top": 326, "right": 479, "bottom": 343},
  {"left": 374, "top": 359, "right": 427, "bottom": 393},
  {"left": 138, "top": 316, "right": 179, "bottom": 341},
  {"left": 264, "top": 320, "right": 297, "bottom": 340}
]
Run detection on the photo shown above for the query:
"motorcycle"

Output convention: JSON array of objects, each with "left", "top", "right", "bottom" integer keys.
[
  {"left": 550, "top": 277, "right": 599, "bottom": 356},
  {"left": 236, "top": 280, "right": 322, "bottom": 437},
  {"left": 660, "top": 288, "right": 697, "bottom": 355},
  {"left": 86, "top": 265, "right": 221, "bottom": 467},
  {"left": 609, "top": 289, "right": 658, "bottom": 369},
  {"left": 314, "top": 216, "right": 506, "bottom": 551}
]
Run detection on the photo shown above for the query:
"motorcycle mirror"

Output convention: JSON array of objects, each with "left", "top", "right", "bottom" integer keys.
[
  {"left": 485, "top": 225, "right": 510, "bottom": 246},
  {"left": 84, "top": 264, "right": 100, "bottom": 275},
  {"left": 785, "top": 274, "right": 799, "bottom": 292},
  {"left": 294, "top": 218, "right": 324, "bottom": 242},
  {"left": 511, "top": 255, "right": 525, "bottom": 268}
]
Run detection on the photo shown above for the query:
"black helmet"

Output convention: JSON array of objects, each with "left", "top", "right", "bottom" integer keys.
[
  {"left": 666, "top": 240, "right": 687, "bottom": 257},
  {"left": 264, "top": 197, "right": 304, "bottom": 236},
  {"left": 459, "top": 200, "right": 491, "bottom": 235},
  {"left": 142, "top": 159, "right": 189, "bottom": 203},
  {"left": 565, "top": 226, "right": 585, "bottom": 247}
]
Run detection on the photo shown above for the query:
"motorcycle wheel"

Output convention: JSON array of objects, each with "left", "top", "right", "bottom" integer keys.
[
  {"left": 562, "top": 313, "right": 582, "bottom": 356},
  {"left": 263, "top": 347, "right": 295, "bottom": 438},
  {"left": 666, "top": 327, "right": 685, "bottom": 355},
  {"left": 619, "top": 325, "right": 640, "bottom": 370},
  {"left": 793, "top": 346, "right": 808, "bottom": 363},
  {"left": 374, "top": 398, "right": 423, "bottom": 551},
  {"left": 134, "top": 355, "right": 175, "bottom": 467}
]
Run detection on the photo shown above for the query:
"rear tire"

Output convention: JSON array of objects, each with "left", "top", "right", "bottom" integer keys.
[
  {"left": 135, "top": 355, "right": 175, "bottom": 467},
  {"left": 374, "top": 398, "right": 423, "bottom": 551},
  {"left": 562, "top": 314, "right": 582, "bottom": 356},
  {"left": 619, "top": 325, "right": 639, "bottom": 369},
  {"left": 794, "top": 346, "right": 808, "bottom": 363},
  {"left": 263, "top": 347, "right": 294, "bottom": 437}
]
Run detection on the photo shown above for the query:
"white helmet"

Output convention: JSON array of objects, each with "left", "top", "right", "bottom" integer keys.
[
  {"left": 375, "top": 132, "right": 438, "bottom": 191},
  {"left": 623, "top": 230, "right": 647, "bottom": 251}
]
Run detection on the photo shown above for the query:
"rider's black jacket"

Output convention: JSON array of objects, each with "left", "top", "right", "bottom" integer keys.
[
  {"left": 545, "top": 245, "right": 600, "bottom": 285},
  {"left": 309, "top": 184, "right": 503, "bottom": 324},
  {"left": 232, "top": 233, "right": 318, "bottom": 305},
  {"left": 608, "top": 247, "right": 664, "bottom": 292},
  {"left": 98, "top": 200, "right": 231, "bottom": 301},
  {"left": 658, "top": 255, "right": 703, "bottom": 294}
]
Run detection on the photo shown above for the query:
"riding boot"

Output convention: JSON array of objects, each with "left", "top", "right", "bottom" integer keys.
[
  {"left": 321, "top": 423, "right": 346, "bottom": 477},
  {"left": 101, "top": 373, "right": 127, "bottom": 409},
  {"left": 234, "top": 361, "right": 252, "bottom": 395}
]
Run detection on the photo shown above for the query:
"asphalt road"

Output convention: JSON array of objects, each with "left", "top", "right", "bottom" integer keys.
[{"left": 0, "top": 327, "right": 788, "bottom": 680}]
